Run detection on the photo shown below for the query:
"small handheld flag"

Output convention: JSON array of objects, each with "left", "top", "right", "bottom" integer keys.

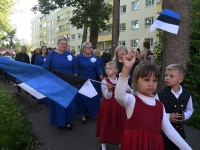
[{"left": 150, "top": 8, "right": 180, "bottom": 34}]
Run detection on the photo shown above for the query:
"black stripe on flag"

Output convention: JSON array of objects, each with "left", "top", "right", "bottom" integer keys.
[
  {"left": 157, "top": 14, "right": 180, "bottom": 26},
  {"left": 45, "top": 68, "right": 87, "bottom": 90}
]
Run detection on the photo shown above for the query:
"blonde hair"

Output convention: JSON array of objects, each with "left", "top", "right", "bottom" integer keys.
[
  {"left": 106, "top": 61, "right": 118, "bottom": 72},
  {"left": 166, "top": 64, "right": 185, "bottom": 77},
  {"left": 112, "top": 45, "right": 128, "bottom": 61},
  {"left": 57, "top": 37, "right": 68, "bottom": 44}
]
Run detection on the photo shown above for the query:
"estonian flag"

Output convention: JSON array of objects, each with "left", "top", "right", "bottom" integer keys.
[
  {"left": 0, "top": 57, "right": 97, "bottom": 108},
  {"left": 150, "top": 8, "right": 180, "bottom": 34}
]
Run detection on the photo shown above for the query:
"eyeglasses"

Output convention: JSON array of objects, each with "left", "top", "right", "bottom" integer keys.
[{"left": 84, "top": 47, "right": 92, "bottom": 49}]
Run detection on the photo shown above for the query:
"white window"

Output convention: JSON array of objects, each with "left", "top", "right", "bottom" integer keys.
[
  {"left": 145, "top": 38, "right": 153, "bottom": 46},
  {"left": 146, "top": 0, "right": 154, "bottom": 6},
  {"left": 120, "top": 5, "right": 126, "bottom": 14},
  {"left": 131, "top": 20, "right": 139, "bottom": 29},
  {"left": 120, "top": 23, "right": 126, "bottom": 31},
  {"left": 119, "top": 41, "right": 126, "bottom": 46},
  {"left": 131, "top": 39, "right": 138, "bottom": 48},
  {"left": 132, "top": 1, "right": 139, "bottom": 11},
  {"left": 51, "top": 39, "right": 54, "bottom": 44},
  {"left": 145, "top": 17, "right": 153, "bottom": 27},
  {"left": 71, "top": 34, "right": 75, "bottom": 40},
  {"left": 51, "top": 20, "right": 53, "bottom": 25}
]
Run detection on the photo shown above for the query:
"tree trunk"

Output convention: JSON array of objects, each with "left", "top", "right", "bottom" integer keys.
[
  {"left": 89, "top": 29, "right": 98, "bottom": 49},
  {"left": 111, "top": 0, "right": 120, "bottom": 58},
  {"left": 158, "top": 0, "right": 191, "bottom": 90},
  {"left": 81, "top": 25, "right": 88, "bottom": 54}
]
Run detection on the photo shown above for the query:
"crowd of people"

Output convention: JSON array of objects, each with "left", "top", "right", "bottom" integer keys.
[{"left": 0, "top": 38, "right": 194, "bottom": 150}]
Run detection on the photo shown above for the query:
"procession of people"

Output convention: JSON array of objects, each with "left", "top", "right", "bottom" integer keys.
[{"left": 0, "top": 38, "right": 194, "bottom": 150}]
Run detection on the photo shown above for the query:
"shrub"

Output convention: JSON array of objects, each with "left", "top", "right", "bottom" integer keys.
[{"left": 0, "top": 86, "right": 35, "bottom": 150}]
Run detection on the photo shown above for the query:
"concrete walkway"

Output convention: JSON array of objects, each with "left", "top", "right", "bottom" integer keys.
[{"left": 1, "top": 82, "right": 200, "bottom": 150}]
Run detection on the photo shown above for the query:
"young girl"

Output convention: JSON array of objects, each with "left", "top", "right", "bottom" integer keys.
[
  {"left": 96, "top": 61, "right": 133, "bottom": 150},
  {"left": 115, "top": 50, "right": 192, "bottom": 150}
]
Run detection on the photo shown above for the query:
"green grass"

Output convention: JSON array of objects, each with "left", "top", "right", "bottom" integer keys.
[
  {"left": 185, "top": 107, "right": 200, "bottom": 129},
  {"left": 0, "top": 86, "right": 35, "bottom": 150}
]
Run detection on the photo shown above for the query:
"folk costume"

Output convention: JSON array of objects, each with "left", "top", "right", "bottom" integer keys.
[
  {"left": 158, "top": 86, "right": 194, "bottom": 150},
  {"left": 43, "top": 51, "right": 78, "bottom": 127},
  {"left": 96, "top": 78, "right": 127, "bottom": 145},
  {"left": 75, "top": 54, "right": 102, "bottom": 117},
  {"left": 115, "top": 76, "right": 192, "bottom": 150}
]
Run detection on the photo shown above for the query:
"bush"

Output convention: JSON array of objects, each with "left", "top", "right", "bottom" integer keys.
[
  {"left": 0, "top": 86, "right": 35, "bottom": 150},
  {"left": 185, "top": 107, "right": 200, "bottom": 129}
]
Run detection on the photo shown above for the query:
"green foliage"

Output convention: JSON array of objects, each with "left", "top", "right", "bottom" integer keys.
[
  {"left": 153, "top": 29, "right": 164, "bottom": 66},
  {"left": 185, "top": 107, "right": 200, "bottom": 129},
  {"left": 0, "top": 86, "right": 35, "bottom": 150},
  {"left": 182, "top": 0, "right": 200, "bottom": 108},
  {"left": 0, "top": 0, "right": 14, "bottom": 41}
]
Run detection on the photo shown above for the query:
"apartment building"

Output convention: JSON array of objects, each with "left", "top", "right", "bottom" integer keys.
[{"left": 31, "top": 0, "right": 162, "bottom": 53}]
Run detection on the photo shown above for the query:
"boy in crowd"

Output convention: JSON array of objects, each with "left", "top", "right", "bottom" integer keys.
[{"left": 158, "top": 64, "right": 194, "bottom": 150}]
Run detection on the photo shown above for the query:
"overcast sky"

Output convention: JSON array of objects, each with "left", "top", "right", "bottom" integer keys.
[{"left": 9, "top": 0, "right": 38, "bottom": 42}]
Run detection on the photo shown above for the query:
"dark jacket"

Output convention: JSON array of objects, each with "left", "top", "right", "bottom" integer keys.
[{"left": 15, "top": 52, "right": 30, "bottom": 63}]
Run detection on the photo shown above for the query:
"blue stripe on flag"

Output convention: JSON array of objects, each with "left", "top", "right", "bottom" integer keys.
[
  {"left": 161, "top": 9, "right": 180, "bottom": 20},
  {"left": 0, "top": 57, "right": 78, "bottom": 108}
]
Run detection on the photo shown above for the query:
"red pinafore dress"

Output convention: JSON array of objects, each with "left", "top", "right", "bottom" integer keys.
[
  {"left": 120, "top": 95, "right": 164, "bottom": 150},
  {"left": 96, "top": 78, "right": 127, "bottom": 144}
]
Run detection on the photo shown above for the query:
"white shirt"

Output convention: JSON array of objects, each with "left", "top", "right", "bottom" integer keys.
[
  {"left": 115, "top": 75, "right": 192, "bottom": 150},
  {"left": 101, "top": 77, "right": 133, "bottom": 99}
]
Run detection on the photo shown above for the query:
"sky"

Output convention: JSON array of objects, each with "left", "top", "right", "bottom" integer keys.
[{"left": 9, "top": 0, "right": 38, "bottom": 43}]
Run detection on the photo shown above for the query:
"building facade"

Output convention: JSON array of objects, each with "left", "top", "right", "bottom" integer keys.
[{"left": 31, "top": 0, "right": 162, "bottom": 53}]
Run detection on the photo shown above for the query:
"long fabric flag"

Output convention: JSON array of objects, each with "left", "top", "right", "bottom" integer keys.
[
  {"left": 150, "top": 8, "right": 180, "bottom": 34},
  {"left": 0, "top": 57, "right": 97, "bottom": 108}
]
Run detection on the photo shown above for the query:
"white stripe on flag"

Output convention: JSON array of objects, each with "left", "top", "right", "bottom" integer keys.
[
  {"left": 78, "top": 79, "right": 98, "bottom": 98},
  {"left": 150, "top": 20, "right": 179, "bottom": 34},
  {"left": 18, "top": 83, "right": 46, "bottom": 99}
]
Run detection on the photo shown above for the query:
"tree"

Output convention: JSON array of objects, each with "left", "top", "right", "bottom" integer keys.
[
  {"left": 158, "top": 0, "right": 191, "bottom": 89},
  {"left": 32, "top": 0, "right": 112, "bottom": 49},
  {"left": 0, "top": 0, "right": 14, "bottom": 43}
]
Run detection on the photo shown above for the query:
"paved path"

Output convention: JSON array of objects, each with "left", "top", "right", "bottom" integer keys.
[{"left": 1, "top": 82, "right": 200, "bottom": 150}]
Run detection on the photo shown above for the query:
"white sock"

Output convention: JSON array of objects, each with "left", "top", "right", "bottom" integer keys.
[{"left": 101, "top": 143, "right": 106, "bottom": 150}]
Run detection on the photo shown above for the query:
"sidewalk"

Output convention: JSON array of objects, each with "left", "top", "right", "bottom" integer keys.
[{"left": 1, "top": 82, "right": 200, "bottom": 150}]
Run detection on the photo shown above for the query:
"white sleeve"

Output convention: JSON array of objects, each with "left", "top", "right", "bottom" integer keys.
[
  {"left": 101, "top": 79, "right": 112, "bottom": 99},
  {"left": 161, "top": 107, "right": 192, "bottom": 150},
  {"left": 115, "top": 75, "right": 135, "bottom": 119},
  {"left": 126, "top": 84, "right": 134, "bottom": 94},
  {"left": 184, "top": 96, "right": 194, "bottom": 120}
]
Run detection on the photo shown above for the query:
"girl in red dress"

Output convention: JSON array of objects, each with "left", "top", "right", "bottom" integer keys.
[
  {"left": 96, "top": 61, "right": 133, "bottom": 150},
  {"left": 115, "top": 50, "right": 192, "bottom": 150}
]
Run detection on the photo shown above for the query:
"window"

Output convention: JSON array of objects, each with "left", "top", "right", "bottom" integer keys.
[
  {"left": 78, "top": 33, "right": 81, "bottom": 39},
  {"left": 120, "top": 23, "right": 126, "bottom": 31},
  {"left": 51, "top": 20, "right": 53, "bottom": 25},
  {"left": 132, "top": 1, "right": 139, "bottom": 10},
  {"left": 131, "top": 20, "right": 139, "bottom": 29},
  {"left": 120, "top": 5, "right": 126, "bottom": 14},
  {"left": 131, "top": 39, "right": 138, "bottom": 48},
  {"left": 71, "top": 34, "right": 75, "bottom": 40},
  {"left": 77, "top": 45, "right": 81, "bottom": 52},
  {"left": 145, "top": 38, "right": 153, "bottom": 47},
  {"left": 119, "top": 41, "right": 126, "bottom": 46},
  {"left": 145, "top": 17, "right": 153, "bottom": 27},
  {"left": 146, "top": 0, "right": 154, "bottom": 6}
]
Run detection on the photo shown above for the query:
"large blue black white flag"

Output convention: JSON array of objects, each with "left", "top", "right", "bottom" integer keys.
[
  {"left": 150, "top": 8, "right": 180, "bottom": 34},
  {"left": 0, "top": 57, "right": 97, "bottom": 108}
]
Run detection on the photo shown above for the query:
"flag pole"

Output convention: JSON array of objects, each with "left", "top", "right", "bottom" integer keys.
[
  {"left": 135, "top": 29, "right": 150, "bottom": 49},
  {"left": 89, "top": 79, "right": 115, "bottom": 87}
]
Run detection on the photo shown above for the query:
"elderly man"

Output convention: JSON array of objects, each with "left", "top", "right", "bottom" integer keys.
[{"left": 31, "top": 47, "right": 41, "bottom": 64}]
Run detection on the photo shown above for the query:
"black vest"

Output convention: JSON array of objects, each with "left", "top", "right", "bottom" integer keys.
[{"left": 158, "top": 86, "right": 190, "bottom": 138}]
